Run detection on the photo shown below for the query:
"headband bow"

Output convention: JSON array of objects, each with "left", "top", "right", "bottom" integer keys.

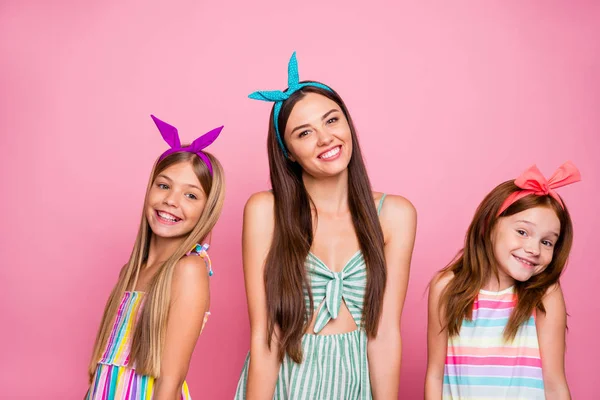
[
  {"left": 248, "top": 52, "right": 333, "bottom": 156},
  {"left": 151, "top": 115, "right": 223, "bottom": 176},
  {"left": 498, "top": 161, "right": 581, "bottom": 215}
]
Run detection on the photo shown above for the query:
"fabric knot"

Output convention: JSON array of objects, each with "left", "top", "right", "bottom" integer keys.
[
  {"left": 151, "top": 115, "right": 223, "bottom": 176},
  {"left": 247, "top": 52, "right": 333, "bottom": 157},
  {"left": 497, "top": 161, "right": 581, "bottom": 215},
  {"left": 325, "top": 272, "right": 344, "bottom": 319},
  {"left": 313, "top": 271, "right": 346, "bottom": 333}
]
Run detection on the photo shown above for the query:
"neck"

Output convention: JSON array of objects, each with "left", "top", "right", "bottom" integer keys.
[
  {"left": 302, "top": 169, "right": 349, "bottom": 216},
  {"left": 481, "top": 272, "right": 515, "bottom": 292},
  {"left": 146, "top": 234, "right": 186, "bottom": 267}
]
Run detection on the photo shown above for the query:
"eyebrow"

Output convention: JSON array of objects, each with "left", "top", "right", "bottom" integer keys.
[
  {"left": 516, "top": 220, "right": 560, "bottom": 238},
  {"left": 321, "top": 109, "right": 339, "bottom": 120},
  {"left": 290, "top": 108, "right": 340, "bottom": 135},
  {"left": 157, "top": 174, "right": 202, "bottom": 191}
]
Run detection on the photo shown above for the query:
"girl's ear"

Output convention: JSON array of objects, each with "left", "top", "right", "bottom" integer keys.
[{"left": 286, "top": 151, "right": 297, "bottom": 163}]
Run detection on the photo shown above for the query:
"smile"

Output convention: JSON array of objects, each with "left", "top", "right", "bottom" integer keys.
[
  {"left": 318, "top": 145, "right": 341, "bottom": 160},
  {"left": 513, "top": 254, "right": 537, "bottom": 268},
  {"left": 156, "top": 210, "right": 182, "bottom": 224}
]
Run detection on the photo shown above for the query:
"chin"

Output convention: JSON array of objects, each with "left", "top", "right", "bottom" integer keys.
[
  {"left": 152, "top": 230, "right": 188, "bottom": 240},
  {"left": 150, "top": 227, "right": 173, "bottom": 238},
  {"left": 326, "top": 167, "right": 347, "bottom": 177},
  {"left": 148, "top": 222, "right": 187, "bottom": 239},
  {"left": 509, "top": 269, "right": 536, "bottom": 282},
  {"left": 321, "top": 162, "right": 350, "bottom": 176},
  {"left": 513, "top": 275, "right": 533, "bottom": 283}
]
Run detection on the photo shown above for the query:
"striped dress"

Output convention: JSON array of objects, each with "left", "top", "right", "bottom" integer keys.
[
  {"left": 234, "top": 195, "right": 387, "bottom": 400},
  {"left": 86, "top": 245, "right": 212, "bottom": 400},
  {"left": 444, "top": 286, "right": 545, "bottom": 399}
]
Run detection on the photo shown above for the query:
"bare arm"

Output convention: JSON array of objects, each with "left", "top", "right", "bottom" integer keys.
[
  {"left": 153, "top": 256, "right": 210, "bottom": 400},
  {"left": 537, "top": 283, "right": 571, "bottom": 400},
  {"left": 424, "top": 272, "right": 451, "bottom": 400},
  {"left": 243, "top": 192, "right": 281, "bottom": 399},
  {"left": 368, "top": 195, "right": 417, "bottom": 399}
]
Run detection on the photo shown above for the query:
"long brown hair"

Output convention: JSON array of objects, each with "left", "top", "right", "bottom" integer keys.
[
  {"left": 264, "top": 84, "right": 386, "bottom": 362},
  {"left": 438, "top": 180, "right": 573, "bottom": 341},
  {"left": 88, "top": 151, "right": 225, "bottom": 380}
]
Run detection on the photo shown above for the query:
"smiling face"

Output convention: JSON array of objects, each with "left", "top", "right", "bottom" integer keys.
[
  {"left": 282, "top": 92, "right": 353, "bottom": 178},
  {"left": 145, "top": 160, "right": 207, "bottom": 240},
  {"left": 491, "top": 206, "right": 561, "bottom": 286}
]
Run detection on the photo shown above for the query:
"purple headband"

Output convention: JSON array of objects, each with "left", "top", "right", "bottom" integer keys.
[{"left": 151, "top": 115, "right": 223, "bottom": 176}]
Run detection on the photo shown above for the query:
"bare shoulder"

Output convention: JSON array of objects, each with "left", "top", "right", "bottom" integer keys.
[
  {"left": 171, "top": 254, "right": 210, "bottom": 294},
  {"left": 375, "top": 193, "right": 417, "bottom": 243},
  {"left": 541, "top": 283, "right": 566, "bottom": 310},
  {"left": 377, "top": 193, "right": 417, "bottom": 223},
  {"left": 243, "top": 191, "right": 275, "bottom": 269},
  {"left": 429, "top": 270, "right": 454, "bottom": 296},
  {"left": 244, "top": 190, "right": 275, "bottom": 220},
  {"left": 544, "top": 282, "right": 563, "bottom": 297},
  {"left": 428, "top": 271, "right": 454, "bottom": 327}
]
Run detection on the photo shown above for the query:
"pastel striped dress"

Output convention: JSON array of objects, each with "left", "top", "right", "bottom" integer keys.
[
  {"left": 444, "top": 286, "right": 545, "bottom": 399},
  {"left": 86, "top": 245, "right": 212, "bottom": 400},
  {"left": 234, "top": 195, "right": 387, "bottom": 400}
]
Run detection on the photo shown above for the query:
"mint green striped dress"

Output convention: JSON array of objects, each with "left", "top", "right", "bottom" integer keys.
[{"left": 234, "top": 195, "right": 387, "bottom": 400}]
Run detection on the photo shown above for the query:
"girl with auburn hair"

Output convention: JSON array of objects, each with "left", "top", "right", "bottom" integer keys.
[
  {"left": 85, "top": 115, "right": 226, "bottom": 400},
  {"left": 425, "top": 162, "right": 581, "bottom": 399},
  {"left": 234, "top": 52, "right": 417, "bottom": 400}
]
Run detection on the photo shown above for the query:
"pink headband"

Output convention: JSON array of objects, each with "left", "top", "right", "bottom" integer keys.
[
  {"left": 151, "top": 115, "right": 223, "bottom": 176},
  {"left": 497, "top": 161, "right": 581, "bottom": 216}
]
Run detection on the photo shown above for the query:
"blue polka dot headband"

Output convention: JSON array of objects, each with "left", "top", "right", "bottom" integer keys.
[{"left": 248, "top": 52, "right": 333, "bottom": 157}]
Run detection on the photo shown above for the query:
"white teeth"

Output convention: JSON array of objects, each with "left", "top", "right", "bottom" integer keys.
[
  {"left": 515, "top": 256, "right": 534, "bottom": 266},
  {"left": 320, "top": 146, "right": 340, "bottom": 159},
  {"left": 158, "top": 211, "right": 178, "bottom": 221}
]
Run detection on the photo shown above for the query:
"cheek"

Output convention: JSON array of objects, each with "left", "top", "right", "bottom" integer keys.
[
  {"left": 185, "top": 201, "right": 205, "bottom": 221},
  {"left": 286, "top": 138, "right": 310, "bottom": 157},
  {"left": 492, "top": 232, "right": 518, "bottom": 265},
  {"left": 146, "top": 188, "right": 161, "bottom": 203},
  {"left": 289, "top": 142, "right": 317, "bottom": 165},
  {"left": 532, "top": 250, "right": 554, "bottom": 275},
  {"left": 492, "top": 231, "right": 508, "bottom": 252},
  {"left": 502, "top": 232, "right": 522, "bottom": 250},
  {"left": 145, "top": 195, "right": 156, "bottom": 210},
  {"left": 294, "top": 142, "right": 313, "bottom": 157},
  {"left": 542, "top": 248, "right": 555, "bottom": 265},
  {"left": 345, "top": 137, "right": 353, "bottom": 154},
  {"left": 335, "top": 123, "right": 352, "bottom": 140}
]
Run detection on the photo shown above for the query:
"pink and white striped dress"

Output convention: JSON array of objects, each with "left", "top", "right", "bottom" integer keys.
[{"left": 444, "top": 286, "right": 545, "bottom": 399}]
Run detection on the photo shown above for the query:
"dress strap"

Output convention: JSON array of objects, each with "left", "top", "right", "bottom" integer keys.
[
  {"left": 186, "top": 243, "right": 214, "bottom": 277},
  {"left": 377, "top": 193, "right": 387, "bottom": 216}
]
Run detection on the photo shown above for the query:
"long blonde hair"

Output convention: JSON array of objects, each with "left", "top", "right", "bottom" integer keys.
[{"left": 88, "top": 151, "right": 225, "bottom": 380}]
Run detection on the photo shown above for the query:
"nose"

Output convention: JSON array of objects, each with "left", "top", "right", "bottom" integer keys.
[
  {"left": 524, "top": 239, "right": 540, "bottom": 256},
  {"left": 317, "top": 128, "right": 334, "bottom": 147},
  {"left": 163, "top": 190, "right": 179, "bottom": 208}
]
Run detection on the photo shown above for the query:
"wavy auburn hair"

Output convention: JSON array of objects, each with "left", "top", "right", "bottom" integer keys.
[{"left": 438, "top": 180, "right": 573, "bottom": 341}]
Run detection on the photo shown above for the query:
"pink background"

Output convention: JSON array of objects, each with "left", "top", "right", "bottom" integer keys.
[{"left": 1, "top": 1, "right": 598, "bottom": 398}]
